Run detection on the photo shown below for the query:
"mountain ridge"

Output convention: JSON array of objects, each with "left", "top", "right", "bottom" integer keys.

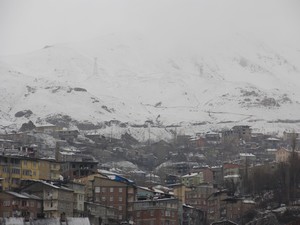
[{"left": 1, "top": 32, "right": 300, "bottom": 140}]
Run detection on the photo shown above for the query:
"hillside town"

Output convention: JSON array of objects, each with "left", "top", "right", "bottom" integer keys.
[{"left": 1, "top": 122, "right": 300, "bottom": 225}]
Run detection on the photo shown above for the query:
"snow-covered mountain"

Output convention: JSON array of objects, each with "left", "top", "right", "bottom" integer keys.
[{"left": 1, "top": 32, "right": 300, "bottom": 140}]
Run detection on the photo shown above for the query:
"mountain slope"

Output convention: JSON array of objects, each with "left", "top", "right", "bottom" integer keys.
[{"left": 1, "top": 33, "right": 300, "bottom": 138}]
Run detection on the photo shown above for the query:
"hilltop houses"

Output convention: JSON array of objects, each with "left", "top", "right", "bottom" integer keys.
[{"left": 1, "top": 123, "right": 300, "bottom": 224}]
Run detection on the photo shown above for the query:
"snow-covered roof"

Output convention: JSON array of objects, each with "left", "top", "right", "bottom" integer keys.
[
  {"left": 224, "top": 174, "right": 240, "bottom": 179},
  {"left": 266, "top": 148, "right": 277, "bottom": 152},
  {"left": 267, "top": 137, "right": 280, "bottom": 141},
  {"left": 98, "top": 169, "right": 121, "bottom": 176},
  {"left": 6, "top": 191, "right": 30, "bottom": 199},
  {"left": 182, "top": 173, "right": 199, "bottom": 178},
  {"left": 239, "top": 153, "right": 255, "bottom": 157},
  {"left": 60, "top": 151, "right": 75, "bottom": 155},
  {"left": 243, "top": 199, "right": 255, "bottom": 204}
]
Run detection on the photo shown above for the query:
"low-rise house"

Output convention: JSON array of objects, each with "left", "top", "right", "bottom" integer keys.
[
  {"left": 57, "top": 130, "right": 79, "bottom": 142},
  {"left": 0, "top": 191, "right": 42, "bottom": 219},
  {"left": 223, "top": 163, "right": 240, "bottom": 177},
  {"left": 264, "top": 137, "right": 281, "bottom": 149},
  {"left": 275, "top": 147, "right": 300, "bottom": 163},
  {"left": 189, "top": 136, "right": 205, "bottom": 149},
  {"left": 239, "top": 153, "right": 256, "bottom": 163},
  {"left": 0, "top": 132, "right": 28, "bottom": 143},
  {"left": 0, "top": 139, "right": 19, "bottom": 150},
  {"left": 283, "top": 131, "right": 300, "bottom": 142},
  {"left": 205, "top": 132, "right": 221, "bottom": 145},
  {"left": 35, "top": 124, "right": 62, "bottom": 134}
]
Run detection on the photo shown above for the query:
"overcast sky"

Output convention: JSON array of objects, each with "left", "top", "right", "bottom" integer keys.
[{"left": 1, "top": 0, "right": 300, "bottom": 55}]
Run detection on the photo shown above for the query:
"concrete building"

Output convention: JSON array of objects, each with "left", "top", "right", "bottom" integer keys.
[
  {"left": 182, "top": 204, "right": 205, "bottom": 225},
  {"left": 185, "top": 185, "right": 227, "bottom": 223},
  {"left": 0, "top": 191, "right": 42, "bottom": 219},
  {"left": 180, "top": 172, "right": 204, "bottom": 187},
  {"left": 85, "top": 202, "right": 119, "bottom": 225},
  {"left": 61, "top": 160, "right": 98, "bottom": 180},
  {"left": 275, "top": 147, "right": 300, "bottom": 163},
  {"left": 65, "top": 181, "right": 85, "bottom": 217},
  {"left": 21, "top": 180, "right": 74, "bottom": 218},
  {"left": 133, "top": 198, "right": 181, "bottom": 225},
  {"left": 85, "top": 175, "right": 137, "bottom": 222},
  {"left": 38, "top": 158, "right": 61, "bottom": 181},
  {"left": 0, "top": 155, "right": 40, "bottom": 190}
]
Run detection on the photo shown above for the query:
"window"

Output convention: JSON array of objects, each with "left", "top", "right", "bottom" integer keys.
[
  {"left": 2, "top": 167, "right": 9, "bottom": 173},
  {"left": 30, "top": 201, "right": 34, "bottom": 207},
  {"left": 95, "top": 187, "right": 100, "bottom": 193},
  {"left": 118, "top": 206, "right": 122, "bottom": 211},
  {"left": 119, "top": 197, "right": 123, "bottom": 202},
  {"left": 3, "top": 200, "right": 10, "bottom": 207},
  {"left": 150, "top": 210, "right": 154, "bottom": 216},
  {"left": 12, "top": 168, "right": 20, "bottom": 174},
  {"left": 102, "top": 187, "right": 106, "bottom": 193},
  {"left": 110, "top": 197, "right": 113, "bottom": 202},
  {"left": 101, "top": 197, "right": 106, "bottom": 202},
  {"left": 137, "top": 212, "right": 140, "bottom": 217},
  {"left": 22, "top": 170, "right": 32, "bottom": 176},
  {"left": 119, "top": 187, "right": 123, "bottom": 193},
  {"left": 110, "top": 187, "right": 114, "bottom": 193}
]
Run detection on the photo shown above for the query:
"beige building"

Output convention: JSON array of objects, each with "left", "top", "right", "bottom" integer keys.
[
  {"left": 21, "top": 180, "right": 74, "bottom": 218},
  {"left": 38, "top": 159, "right": 61, "bottom": 181},
  {"left": 171, "top": 183, "right": 191, "bottom": 204},
  {"left": 275, "top": 147, "right": 300, "bottom": 163}
]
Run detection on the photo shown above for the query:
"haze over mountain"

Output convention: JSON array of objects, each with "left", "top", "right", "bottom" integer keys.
[{"left": 1, "top": 0, "right": 300, "bottom": 140}]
